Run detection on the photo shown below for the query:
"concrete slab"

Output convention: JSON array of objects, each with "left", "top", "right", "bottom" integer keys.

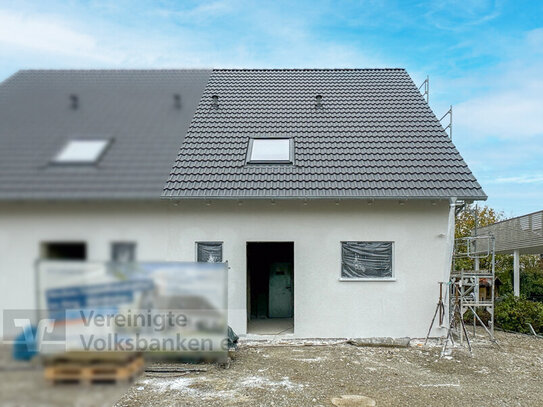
[{"left": 247, "top": 318, "right": 294, "bottom": 335}]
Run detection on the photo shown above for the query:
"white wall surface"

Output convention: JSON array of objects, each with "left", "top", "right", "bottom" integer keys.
[{"left": 0, "top": 200, "right": 450, "bottom": 339}]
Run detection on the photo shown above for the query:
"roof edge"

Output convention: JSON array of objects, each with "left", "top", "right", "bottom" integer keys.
[
  {"left": 212, "top": 68, "right": 406, "bottom": 72},
  {"left": 160, "top": 194, "right": 488, "bottom": 201}
]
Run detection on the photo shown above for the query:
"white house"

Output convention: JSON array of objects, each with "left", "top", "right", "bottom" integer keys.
[{"left": 0, "top": 69, "right": 486, "bottom": 339}]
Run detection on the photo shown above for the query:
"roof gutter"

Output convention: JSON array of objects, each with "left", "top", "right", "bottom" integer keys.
[{"left": 160, "top": 195, "right": 486, "bottom": 202}]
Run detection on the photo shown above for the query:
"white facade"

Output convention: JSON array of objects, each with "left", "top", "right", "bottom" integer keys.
[{"left": 0, "top": 200, "right": 449, "bottom": 339}]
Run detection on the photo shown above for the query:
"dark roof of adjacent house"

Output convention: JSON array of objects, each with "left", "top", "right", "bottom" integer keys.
[
  {"left": 0, "top": 69, "right": 210, "bottom": 200},
  {"left": 163, "top": 68, "right": 486, "bottom": 200}
]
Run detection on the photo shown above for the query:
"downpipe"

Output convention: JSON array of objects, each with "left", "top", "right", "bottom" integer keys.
[{"left": 442, "top": 197, "right": 457, "bottom": 329}]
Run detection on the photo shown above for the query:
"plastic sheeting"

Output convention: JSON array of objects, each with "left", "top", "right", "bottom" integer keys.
[
  {"left": 341, "top": 242, "right": 392, "bottom": 278},
  {"left": 111, "top": 242, "right": 136, "bottom": 262},
  {"left": 197, "top": 242, "right": 223, "bottom": 263}
]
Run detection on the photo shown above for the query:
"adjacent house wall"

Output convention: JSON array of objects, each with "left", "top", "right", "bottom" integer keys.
[{"left": 0, "top": 200, "right": 449, "bottom": 338}]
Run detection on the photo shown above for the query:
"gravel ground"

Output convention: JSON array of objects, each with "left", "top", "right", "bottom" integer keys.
[
  {"left": 1, "top": 331, "right": 542, "bottom": 406},
  {"left": 116, "top": 331, "right": 543, "bottom": 407}
]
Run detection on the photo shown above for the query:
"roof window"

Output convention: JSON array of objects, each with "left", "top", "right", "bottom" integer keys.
[
  {"left": 53, "top": 139, "right": 109, "bottom": 164},
  {"left": 247, "top": 138, "right": 293, "bottom": 164}
]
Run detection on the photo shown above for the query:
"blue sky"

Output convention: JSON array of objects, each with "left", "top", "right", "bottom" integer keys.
[{"left": 0, "top": 0, "right": 541, "bottom": 217}]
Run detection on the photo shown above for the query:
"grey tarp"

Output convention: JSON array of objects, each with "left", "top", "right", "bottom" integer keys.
[
  {"left": 341, "top": 242, "right": 392, "bottom": 278},
  {"left": 197, "top": 242, "right": 223, "bottom": 263},
  {"left": 111, "top": 242, "right": 136, "bottom": 262}
]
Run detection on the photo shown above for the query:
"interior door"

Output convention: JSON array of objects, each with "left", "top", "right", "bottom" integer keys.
[{"left": 268, "top": 262, "right": 293, "bottom": 318}]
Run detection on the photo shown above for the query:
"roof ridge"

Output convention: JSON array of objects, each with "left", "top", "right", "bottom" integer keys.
[
  {"left": 10, "top": 68, "right": 406, "bottom": 77},
  {"left": 16, "top": 69, "right": 212, "bottom": 73},
  {"left": 212, "top": 68, "right": 406, "bottom": 72}
]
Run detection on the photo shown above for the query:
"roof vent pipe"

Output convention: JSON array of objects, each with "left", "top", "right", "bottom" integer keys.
[
  {"left": 315, "top": 94, "right": 323, "bottom": 109},
  {"left": 173, "top": 94, "right": 181, "bottom": 109},
  {"left": 70, "top": 94, "right": 79, "bottom": 110},
  {"left": 211, "top": 95, "right": 219, "bottom": 108}
]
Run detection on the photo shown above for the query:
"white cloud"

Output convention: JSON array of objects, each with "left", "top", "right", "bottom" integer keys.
[
  {"left": 0, "top": 4, "right": 384, "bottom": 73},
  {"left": 452, "top": 29, "right": 543, "bottom": 140},
  {"left": 0, "top": 10, "right": 115, "bottom": 62},
  {"left": 424, "top": 0, "right": 502, "bottom": 31},
  {"left": 489, "top": 174, "right": 543, "bottom": 184},
  {"left": 153, "top": 1, "right": 233, "bottom": 21},
  {"left": 455, "top": 89, "right": 543, "bottom": 139}
]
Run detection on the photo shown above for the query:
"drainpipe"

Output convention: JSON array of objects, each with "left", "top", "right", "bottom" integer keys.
[{"left": 441, "top": 197, "right": 457, "bottom": 327}]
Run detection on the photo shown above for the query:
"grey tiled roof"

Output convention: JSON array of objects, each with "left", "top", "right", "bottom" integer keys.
[
  {"left": 163, "top": 69, "right": 486, "bottom": 200},
  {"left": 0, "top": 69, "right": 210, "bottom": 200}
]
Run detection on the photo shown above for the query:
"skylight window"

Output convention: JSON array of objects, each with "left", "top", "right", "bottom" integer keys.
[
  {"left": 53, "top": 140, "right": 109, "bottom": 164},
  {"left": 248, "top": 138, "right": 292, "bottom": 163}
]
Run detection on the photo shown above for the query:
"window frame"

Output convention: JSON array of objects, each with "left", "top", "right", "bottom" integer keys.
[
  {"left": 339, "top": 241, "right": 396, "bottom": 282},
  {"left": 195, "top": 241, "right": 224, "bottom": 263},
  {"left": 52, "top": 139, "right": 111, "bottom": 165},
  {"left": 246, "top": 137, "right": 294, "bottom": 164}
]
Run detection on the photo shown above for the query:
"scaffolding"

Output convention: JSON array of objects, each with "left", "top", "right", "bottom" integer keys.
[
  {"left": 418, "top": 76, "right": 429, "bottom": 103},
  {"left": 448, "top": 235, "right": 497, "bottom": 348},
  {"left": 440, "top": 105, "right": 453, "bottom": 139},
  {"left": 417, "top": 75, "right": 453, "bottom": 139}
]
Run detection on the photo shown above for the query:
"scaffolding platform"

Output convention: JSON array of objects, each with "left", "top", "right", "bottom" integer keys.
[{"left": 449, "top": 235, "right": 496, "bottom": 345}]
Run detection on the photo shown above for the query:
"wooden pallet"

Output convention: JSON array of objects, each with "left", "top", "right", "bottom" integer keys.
[
  {"left": 43, "top": 351, "right": 141, "bottom": 365},
  {"left": 44, "top": 353, "right": 144, "bottom": 385}
]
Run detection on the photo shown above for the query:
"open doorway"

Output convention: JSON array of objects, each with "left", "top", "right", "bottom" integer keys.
[{"left": 247, "top": 242, "right": 294, "bottom": 335}]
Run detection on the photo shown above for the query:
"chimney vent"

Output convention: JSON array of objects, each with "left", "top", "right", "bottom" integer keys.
[
  {"left": 211, "top": 95, "right": 219, "bottom": 108},
  {"left": 173, "top": 94, "right": 181, "bottom": 109},
  {"left": 70, "top": 94, "right": 79, "bottom": 110},
  {"left": 315, "top": 94, "right": 323, "bottom": 109}
]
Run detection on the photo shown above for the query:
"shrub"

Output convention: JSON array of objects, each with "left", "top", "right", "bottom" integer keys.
[
  {"left": 463, "top": 308, "right": 491, "bottom": 325},
  {"left": 495, "top": 294, "right": 543, "bottom": 334}
]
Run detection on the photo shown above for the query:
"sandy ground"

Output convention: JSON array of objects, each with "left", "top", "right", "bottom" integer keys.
[{"left": 1, "top": 331, "right": 543, "bottom": 406}]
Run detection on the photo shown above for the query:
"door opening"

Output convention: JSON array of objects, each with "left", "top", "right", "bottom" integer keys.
[{"left": 247, "top": 242, "right": 294, "bottom": 335}]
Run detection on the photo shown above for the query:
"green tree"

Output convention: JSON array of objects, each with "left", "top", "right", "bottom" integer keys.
[
  {"left": 455, "top": 204, "right": 503, "bottom": 241},
  {"left": 519, "top": 256, "right": 543, "bottom": 300},
  {"left": 454, "top": 204, "right": 503, "bottom": 272}
]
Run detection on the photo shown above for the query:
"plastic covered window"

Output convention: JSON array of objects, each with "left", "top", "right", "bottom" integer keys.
[
  {"left": 341, "top": 242, "right": 393, "bottom": 279},
  {"left": 111, "top": 242, "right": 136, "bottom": 263},
  {"left": 197, "top": 242, "right": 223, "bottom": 263}
]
